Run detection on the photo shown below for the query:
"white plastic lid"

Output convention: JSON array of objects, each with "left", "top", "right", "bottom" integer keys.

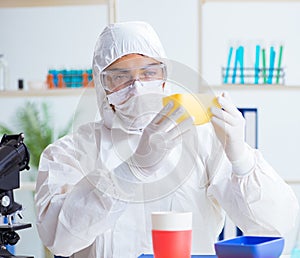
[{"left": 151, "top": 211, "right": 192, "bottom": 231}]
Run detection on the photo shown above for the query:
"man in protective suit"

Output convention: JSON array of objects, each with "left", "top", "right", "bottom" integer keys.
[{"left": 35, "top": 21, "right": 299, "bottom": 258}]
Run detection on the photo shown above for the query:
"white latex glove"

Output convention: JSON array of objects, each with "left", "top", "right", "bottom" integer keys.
[
  {"left": 210, "top": 92, "right": 255, "bottom": 175},
  {"left": 129, "top": 101, "right": 194, "bottom": 180}
]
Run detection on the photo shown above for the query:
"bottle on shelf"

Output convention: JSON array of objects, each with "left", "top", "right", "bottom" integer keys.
[
  {"left": 18, "top": 79, "right": 24, "bottom": 90},
  {"left": 0, "top": 54, "right": 8, "bottom": 91},
  {"left": 47, "top": 73, "right": 55, "bottom": 89},
  {"left": 57, "top": 73, "right": 66, "bottom": 88},
  {"left": 82, "top": 71, "right": 89, "bottom": 87}
]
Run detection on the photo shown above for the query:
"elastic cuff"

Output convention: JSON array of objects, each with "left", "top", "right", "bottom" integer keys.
[{"left": 231, "top": 145, "right": 255, "bottom": 176}]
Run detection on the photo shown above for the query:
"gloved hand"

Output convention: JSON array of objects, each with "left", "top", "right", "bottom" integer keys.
[
  {"left": 210, "top": 92, "right": 255, "bottom": 175},
  {"left": 129, "top": 101, "right": 194, "bottom": 180}
]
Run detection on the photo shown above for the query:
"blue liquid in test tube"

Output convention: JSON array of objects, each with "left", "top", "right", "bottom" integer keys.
[{"left": 291, "top": 248, "right": 300, "bottom": 258}]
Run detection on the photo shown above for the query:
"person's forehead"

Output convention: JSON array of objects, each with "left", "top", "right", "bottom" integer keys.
[{"left": 107, "top": 54, "right": 159, "bottom": 70}]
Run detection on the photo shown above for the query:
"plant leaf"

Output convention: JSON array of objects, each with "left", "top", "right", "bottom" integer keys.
[
  {"left": 0, "top": 124, "right": 14, "bottom": 135},
  {"left": 1, "top": 101, "right": 72, "bottom": 178}
]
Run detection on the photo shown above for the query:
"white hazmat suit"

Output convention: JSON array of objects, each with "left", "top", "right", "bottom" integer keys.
[{"left": 35, "top": 21, "right": 299, "bottom": 258}]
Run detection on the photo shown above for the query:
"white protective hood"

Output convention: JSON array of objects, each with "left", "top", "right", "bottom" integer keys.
[{"left": 92, "top": 21, "right": 167, "bottom": 129}]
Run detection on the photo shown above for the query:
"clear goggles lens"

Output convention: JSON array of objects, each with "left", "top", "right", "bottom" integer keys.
[{"left": 100, "top": 63, "right": 167, "bottom": 93}]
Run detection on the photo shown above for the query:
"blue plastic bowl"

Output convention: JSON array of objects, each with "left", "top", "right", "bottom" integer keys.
[{"left": 214, "top": 236, "right": 284, "bottom": 258}]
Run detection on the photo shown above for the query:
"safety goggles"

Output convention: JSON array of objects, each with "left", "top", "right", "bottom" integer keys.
[{"left": 100, "top": 63, "right": 167, "bottom": 93}]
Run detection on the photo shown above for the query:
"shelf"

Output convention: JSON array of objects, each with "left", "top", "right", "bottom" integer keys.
[
  {"left": 0, "top": 0, "right": 109, "bottom": 8},
  {"left": 1, "top": 85, "right": 300, "bottom": 98},
  {"left": 201, "top": 0, "right": 300, "bottom": 3},
  {"left": 210, "top": 84, "right": 300, "bottom": 91},
  {"left": 0, "top": 87, "right": 95, "bottom": 98}
]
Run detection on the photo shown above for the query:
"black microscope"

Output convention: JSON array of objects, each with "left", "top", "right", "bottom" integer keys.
[{"left": 0, "top": 133, "right": 33, "bottom": 258}]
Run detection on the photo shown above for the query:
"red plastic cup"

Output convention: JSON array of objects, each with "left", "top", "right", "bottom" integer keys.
[{"left": 151, "top": 212, "right": 192, "bottom": 258}]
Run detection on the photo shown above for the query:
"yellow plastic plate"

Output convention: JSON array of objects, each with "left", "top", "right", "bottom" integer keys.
[{"left": 162, "top": 93, "right": 220, "bottom": 125}]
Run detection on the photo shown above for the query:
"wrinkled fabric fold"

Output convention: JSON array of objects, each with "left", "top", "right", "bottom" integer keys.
[{"left": 35, "top": 122, "right": 299, "bottom": 257}]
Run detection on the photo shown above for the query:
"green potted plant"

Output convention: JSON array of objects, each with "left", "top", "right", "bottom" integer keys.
[{"left": 0, "top": 101, "right": 72, "bottom": 180}]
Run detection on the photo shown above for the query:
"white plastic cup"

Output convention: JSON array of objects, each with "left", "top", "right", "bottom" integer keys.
[{"left": 151, "top": 211, "right": 192, "bottom": 258}]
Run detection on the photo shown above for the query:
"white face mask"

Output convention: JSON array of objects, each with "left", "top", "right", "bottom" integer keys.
[
  {"left": 106, "top": 84, "right": 136, "bottom": 106},
  {"left": 107, "top": 80, "right": 166, "bottom": 132}
]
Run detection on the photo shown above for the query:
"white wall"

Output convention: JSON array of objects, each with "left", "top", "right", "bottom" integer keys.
[
  {"left": 0, "top": 5, "right": 108, "bottom": 90},
  {"left": 116, "top": 0, "right": 199, "bottom": 72}
]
